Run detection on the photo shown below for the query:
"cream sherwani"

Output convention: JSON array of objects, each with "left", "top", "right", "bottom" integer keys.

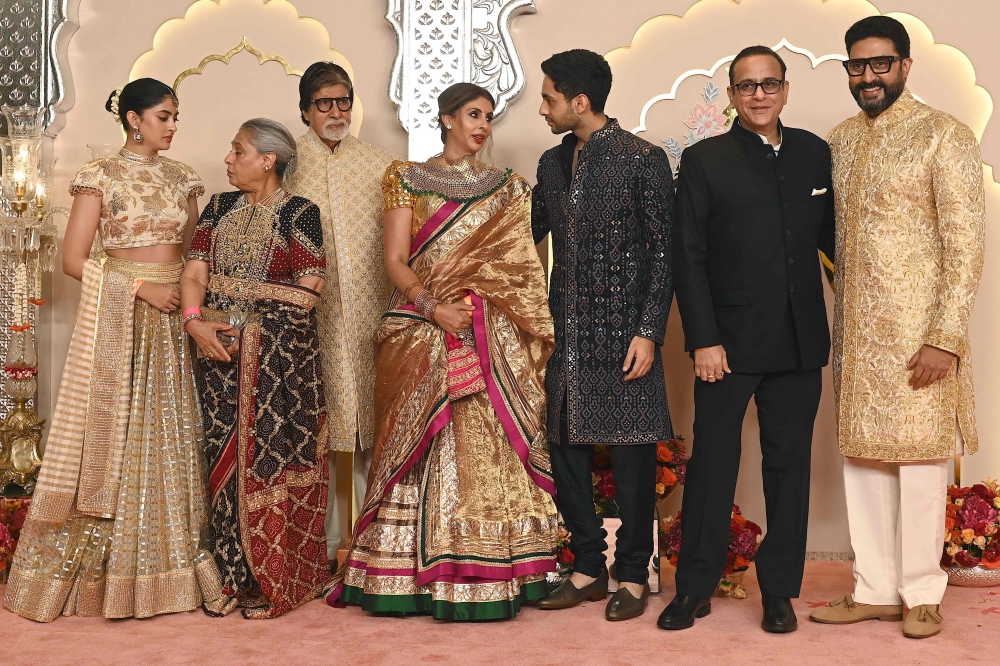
[
  {"left": 828, "top": 90, "right": 985, "bottom": 607},
  {"left": 286, "top": 130, "right": 398, "bottom": 554}
]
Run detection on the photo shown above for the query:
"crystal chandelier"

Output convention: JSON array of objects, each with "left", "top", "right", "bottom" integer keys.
[{"left": 0, "top": 104, "right": 60, "bottom": 493}]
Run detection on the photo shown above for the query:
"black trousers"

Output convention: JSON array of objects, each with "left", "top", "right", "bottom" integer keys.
[
  {"left": 551, "top": 401, "right": 657, "bottom": 585},
  {"left": 674, "top": 368, "right": 822, "bottom": 599}
]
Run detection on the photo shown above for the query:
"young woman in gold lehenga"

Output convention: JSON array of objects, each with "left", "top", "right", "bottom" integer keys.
[
  {"left": 325, "top": 83, "right": 558, "bottom": 620},
  {"left": 3, "top": 78, "right": 222, "bottom": 622}
]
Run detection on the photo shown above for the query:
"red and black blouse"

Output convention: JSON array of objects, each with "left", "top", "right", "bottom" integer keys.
[{"left": 189, "top": 191, "right": 326, "bottom": 284}]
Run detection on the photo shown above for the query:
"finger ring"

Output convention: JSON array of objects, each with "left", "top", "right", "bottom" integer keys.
[
  {"left": 715, "top": 372, "right": 723, "bottom": 377},
  {"left": 207, "top": 352, "right": 214, "bottom": 359}
]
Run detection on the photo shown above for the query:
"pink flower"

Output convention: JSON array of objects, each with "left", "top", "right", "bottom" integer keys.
[
  {"left": 684, "top": 104, "right": 727, "bottom": 139},
  {"left": 958, "top": 495, "right": 998, "bottom": 531}
]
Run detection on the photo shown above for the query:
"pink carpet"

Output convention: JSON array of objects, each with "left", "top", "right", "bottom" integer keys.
[{"left": 3, "top": 562, "right": 996, "bottom": 665}]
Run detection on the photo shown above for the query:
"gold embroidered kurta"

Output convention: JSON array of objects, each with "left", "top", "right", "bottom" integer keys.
[
  {"left": 286, "top": 130, "right": 399, "bottom": 452},
  {"left": 828, "top": 90, "right": 985, "bottom": 461}
]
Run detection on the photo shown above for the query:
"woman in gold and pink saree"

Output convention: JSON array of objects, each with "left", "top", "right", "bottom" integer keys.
[{"left": 325, "top": 85, "right": 557, "bottom": 622}]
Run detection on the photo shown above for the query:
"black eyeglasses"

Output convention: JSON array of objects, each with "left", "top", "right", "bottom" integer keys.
[
  {"left": 731, "top": 79, "right": 785, "bottom": 97},
  {"left": 843, "top": 56, "right": 904, "bottom": 76},
  {"left": 311, "top": 97, "right": 353, "bottom": 112}
]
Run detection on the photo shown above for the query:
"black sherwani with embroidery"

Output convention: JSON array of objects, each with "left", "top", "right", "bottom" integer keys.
[{"left": 532, "top": 119, "right": 674, "bottom": 584}]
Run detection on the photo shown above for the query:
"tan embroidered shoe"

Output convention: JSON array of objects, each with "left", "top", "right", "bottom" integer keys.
[
  {"left": 809, "top": 595, "right": 904, "bottom": 624},
  {"left": 903, "top": 604, "right": 943, "bottom": 638}
]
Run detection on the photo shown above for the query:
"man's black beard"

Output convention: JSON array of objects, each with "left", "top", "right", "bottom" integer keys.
[{"left": 851, "top": 74, "right": 906, "bottom": 117}]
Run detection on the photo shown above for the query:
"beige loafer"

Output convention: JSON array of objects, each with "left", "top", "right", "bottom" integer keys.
[
  {"left": 809, "top": 594, "right": 904, "bottom": 624},
  {"left": 903, "top": 604, "right": 943, "bottom": 638}
]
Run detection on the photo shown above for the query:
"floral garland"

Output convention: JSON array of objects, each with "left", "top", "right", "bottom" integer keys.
[
  {"left": 941, "top": 480, "right": 1000, "bottom": 569},
  {"left": 10, "top": 261, "right": 29, "bottom": 332}
]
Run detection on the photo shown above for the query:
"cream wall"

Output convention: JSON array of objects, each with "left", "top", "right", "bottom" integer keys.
[{"left": 44, "top": 0, "right": 1000, "bottom": 553}]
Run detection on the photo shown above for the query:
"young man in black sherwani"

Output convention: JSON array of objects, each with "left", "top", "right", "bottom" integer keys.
[
  {"left": 659, "top": 46, "right": 835, "bottom": 633},
  {"left": 532, "top": 49, "right": 674, "bottom": 622}
]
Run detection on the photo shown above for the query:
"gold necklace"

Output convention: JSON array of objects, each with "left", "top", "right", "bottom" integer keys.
[
  {"left": 209, "top": 191, "right": 287, "bottom": 311},
  {"left": 118, "top": 147, "right": 158, "bottom": 164}
]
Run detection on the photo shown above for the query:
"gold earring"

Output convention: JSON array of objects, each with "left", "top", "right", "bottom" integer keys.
[{"left": 133, "top": 125, "right": 143, "bottom": 143}]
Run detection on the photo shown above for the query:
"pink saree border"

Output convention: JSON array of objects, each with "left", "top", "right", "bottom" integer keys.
[
  {"left": 345, "top": 559, "right": 554, "bottom": 587},
  {"left": 411, "top": 199, "right": 462, "bottom": 256},
  {"left": 469, "top": 292, "right": 557, "bottom": 497}
]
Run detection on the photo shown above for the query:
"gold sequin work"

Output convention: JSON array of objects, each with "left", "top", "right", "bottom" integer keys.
[{"left": 829, "top": 90, "right": 986, "bottom": 460}]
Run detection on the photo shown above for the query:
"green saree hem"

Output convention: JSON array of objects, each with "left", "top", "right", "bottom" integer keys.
[{"left": 340, "top": 579, "right": 548, "bottom": 621}]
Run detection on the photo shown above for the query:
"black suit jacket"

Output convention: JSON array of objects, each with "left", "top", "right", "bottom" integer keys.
[{"left": 673, "top": 119, "right": 835, "bottom": 374}]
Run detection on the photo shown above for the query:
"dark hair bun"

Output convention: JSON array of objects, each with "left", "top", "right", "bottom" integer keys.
[
  {"left": 108, "top": 78, "right": 176, "bottom": 125},
  {"left": 105, "top": 90, "right": 117, "bottom": 114}
]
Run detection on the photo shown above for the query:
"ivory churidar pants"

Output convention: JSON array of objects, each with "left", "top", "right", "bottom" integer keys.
[{"left": 843, "top": 457, "right": 949, "bottom": 608}]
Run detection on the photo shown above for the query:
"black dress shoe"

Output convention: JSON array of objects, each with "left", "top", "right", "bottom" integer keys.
[
  {"left": 656, "top": 593, "right": 711, "bottom": 630},
  {"left": 761, "top": 595, "right": 798, "bottom": 633},
  {"left": 538, "top": 568, "right": 609, "bottom": 610}
]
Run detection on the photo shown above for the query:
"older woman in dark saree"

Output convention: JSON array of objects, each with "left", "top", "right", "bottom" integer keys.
[
  {"left": 325, "top": 84, "right": 558, "bottom": 621},
  {"left": 181, "top": 119, "right": 328, "bottom": 619}
]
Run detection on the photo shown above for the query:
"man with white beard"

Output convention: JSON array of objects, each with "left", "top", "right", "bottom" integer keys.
[{"left": 285, "top": 62, "right": 398, "bottom": 566}]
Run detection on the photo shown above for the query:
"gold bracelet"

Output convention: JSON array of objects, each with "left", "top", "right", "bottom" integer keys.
[{"left": 403, "top": 280, "right": 422, "bottom": 302}]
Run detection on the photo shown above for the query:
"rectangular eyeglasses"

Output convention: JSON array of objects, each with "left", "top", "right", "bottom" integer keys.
[
  {"left": 311, "top": 97, "right": 353, "bottom": 112},
  {"left": 732, "top": 79, "right": 785, "bottom": 97},
  {"left": 843, "top": 56, "right": 904, "bottom": 76}
]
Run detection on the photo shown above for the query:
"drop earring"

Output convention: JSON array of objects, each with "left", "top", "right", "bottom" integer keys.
[{"left": 133, "top": 125, "right": 143, "bottom": 143}]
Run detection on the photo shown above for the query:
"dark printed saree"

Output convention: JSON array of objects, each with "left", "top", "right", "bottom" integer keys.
[
  {"left": 325, "top": 162, "right": 558, "bottom": 621},
  {"left": 191, "top": 192, "right": 329, "bottom": 619}
]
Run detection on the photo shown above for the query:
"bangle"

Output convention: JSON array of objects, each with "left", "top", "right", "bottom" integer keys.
[
  {"left": 181, "top": 313, "right": 203, "bottom": 332},
  {"left": 414, "top": 289, "right": 429, "bottom": 314},
  {"left": 182, "top": 306, "right": 202, "bottom": 318},
  {"left": 422, "top": 297, "right": 439, "bottom": 320},
  {"left": 403, "top": 281, "right": 422, "bottom": 301}
]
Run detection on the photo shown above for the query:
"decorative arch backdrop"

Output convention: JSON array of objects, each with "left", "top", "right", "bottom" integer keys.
[{"left": 40, "top": 0, "right": 1000, "bottom": 554}]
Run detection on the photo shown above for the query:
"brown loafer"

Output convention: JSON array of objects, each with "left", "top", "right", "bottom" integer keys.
[
  {"left": 903, "top": 604, "right": 943, "bottom": 638},
  {"left": 605, "top": 583, "right": 649, "bottom": 621},
  {"left": 538, "top": 569, "right": 609, "bottom": 610},
  {"left": 809, "top": 594, "right": 903, "bottom": 624}
]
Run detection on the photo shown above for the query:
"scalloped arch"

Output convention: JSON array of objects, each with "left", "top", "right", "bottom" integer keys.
[
  {"left": 128, "top": 0, "right": 363, "bottom": 133},
  {"left": 605, "top": 0, "right": 993, "bottom": 150}
]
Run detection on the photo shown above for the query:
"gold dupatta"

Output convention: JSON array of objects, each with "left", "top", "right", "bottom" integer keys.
[{"left": 31, "top": 258, "right": 183, "bottom": 522}]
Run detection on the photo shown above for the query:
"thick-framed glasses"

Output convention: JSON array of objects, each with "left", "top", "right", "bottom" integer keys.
[
  {"left": 843, "top": 56, "right": 904, "bottom": 76},
  {"left": 311, "top": 97, "right": 353, "bottom": 112},
  {"left": 731, "top": 79, "right": 785, "bottom": 97}
]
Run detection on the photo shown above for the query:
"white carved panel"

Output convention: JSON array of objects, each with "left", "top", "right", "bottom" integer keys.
[{"left": 388, "top": 0, "right": 534, "bottom": 161}]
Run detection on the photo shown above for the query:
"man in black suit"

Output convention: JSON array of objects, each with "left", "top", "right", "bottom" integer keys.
[{"left": 659, "top": 46, "right": 835, "bottom": 634}]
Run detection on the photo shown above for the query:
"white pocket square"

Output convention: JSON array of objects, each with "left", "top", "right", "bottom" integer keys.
[{"left": 811, "top": 188, "right": 828, "bottom": 196}]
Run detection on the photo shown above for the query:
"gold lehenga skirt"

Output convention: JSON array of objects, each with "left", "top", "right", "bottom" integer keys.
[{"left": 3, "top": 261, "right": 222, "bottom": 622}]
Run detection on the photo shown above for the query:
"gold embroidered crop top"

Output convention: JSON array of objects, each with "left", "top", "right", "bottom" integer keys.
[{"left": 70, "top": 148, "right": 205, "bottom": 250}]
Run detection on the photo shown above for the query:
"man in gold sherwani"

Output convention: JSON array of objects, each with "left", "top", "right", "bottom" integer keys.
[
  {"left": 810, "top": 18, "right": 985, "bottom": 639},
  {"left": 285, "top": 62, "right": 398, "bottom": 561}
]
